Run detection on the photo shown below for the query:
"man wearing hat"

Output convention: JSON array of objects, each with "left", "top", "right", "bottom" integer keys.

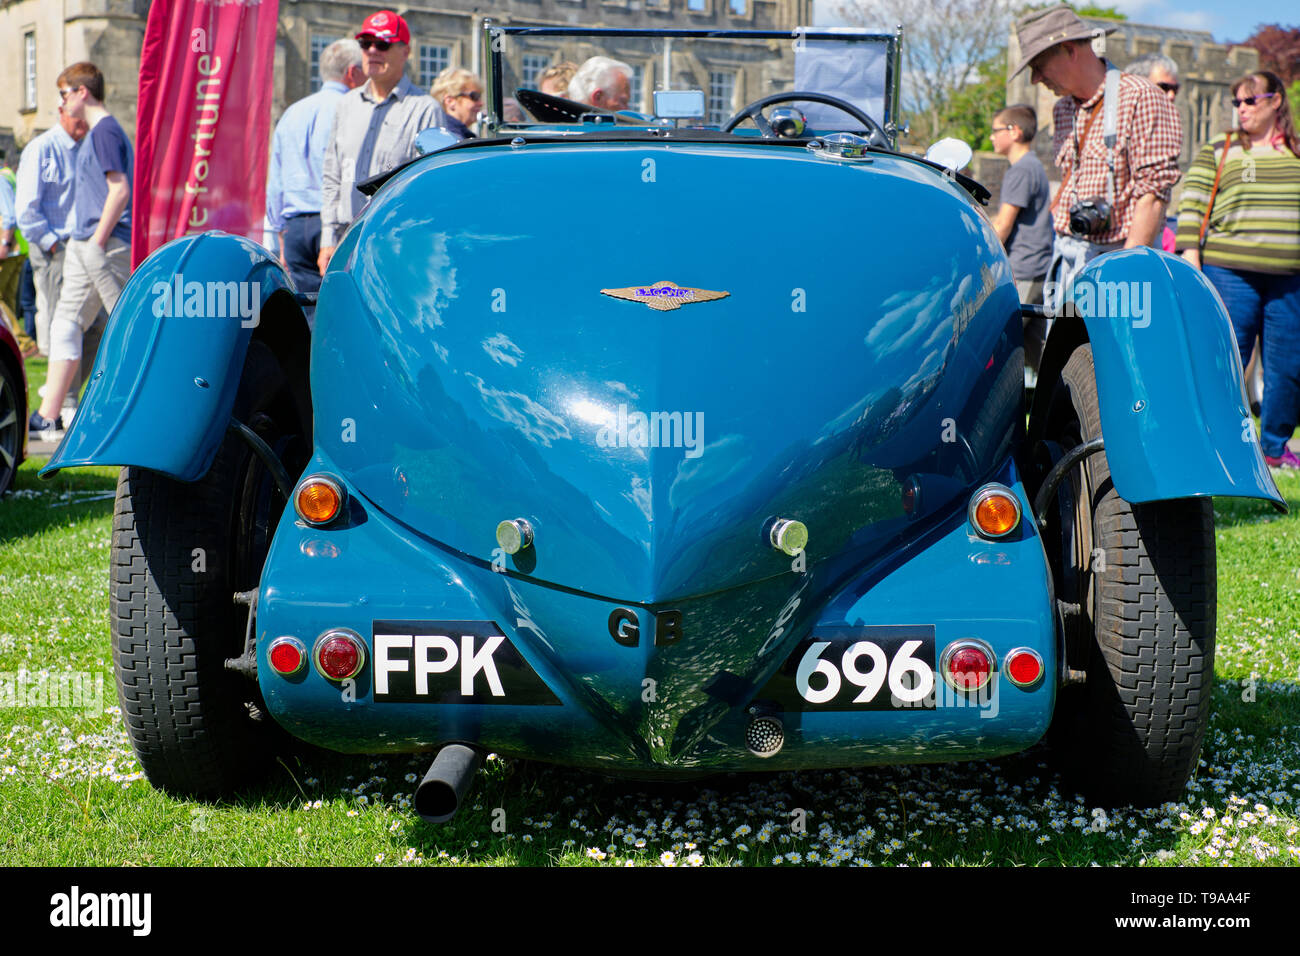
[
  {"left": 319, "top": 10, "right": 440, "bottom": 276},
  {"left": 1012, "top": 4, "right": 1181, "bottom": 313}
]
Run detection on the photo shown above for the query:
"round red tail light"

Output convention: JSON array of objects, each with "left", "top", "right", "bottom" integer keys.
[
  {"left": 268, "top": 636, "right": 306, "bottom": 676},
  {"left": 1005, "top": 647, "right": 1044, "bottom": 688},
  {"left": 941, "top": 640, "right": 995, "bottom": 692},
  {"left": 313, "top": 629, "right": 365, "bottom": 681}
]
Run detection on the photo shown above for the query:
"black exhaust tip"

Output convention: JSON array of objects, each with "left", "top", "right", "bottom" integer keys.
[{"left": 414, "top": 744, "right": 482, "bottom": 823}]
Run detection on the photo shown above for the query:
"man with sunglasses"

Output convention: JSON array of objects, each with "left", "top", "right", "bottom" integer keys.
[
  {"left": 319, "top": 10, "right": 440, "bottom": 276},
  {"left": 1012, "top": 5, "right": 1181, "bottom": 315},
  {"left": 1124, "top": 53, "right": 1180, "bottom": 104}
]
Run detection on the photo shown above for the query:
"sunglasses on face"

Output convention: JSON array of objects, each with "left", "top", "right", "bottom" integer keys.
[
  {"left": 58, "top": 86, "right": 81, "bottom": 100},
  {"left": 1232, "top": 92, "right": 1276, "bottom": 107},
  {"left": 991, "top": 125, "right": 1017, "bottom": 134},
  {"left": 358, "top": 36, "right": 392, "bottom": 52},
  {"left": 456, "top": 90, "right": 482, "bottom": 102},
  {"left": 1156, "top": 82, "right": 1179, "bottom": 94}
]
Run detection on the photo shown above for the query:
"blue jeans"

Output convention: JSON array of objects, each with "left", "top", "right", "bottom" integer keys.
[{"left": 1203, "top": 264, "right": 1300, "bottom": 457}]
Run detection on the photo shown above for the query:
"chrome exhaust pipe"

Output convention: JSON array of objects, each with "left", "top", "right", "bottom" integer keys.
[{"left": 414, "top": 744, "right": 482, "bottom": 824}]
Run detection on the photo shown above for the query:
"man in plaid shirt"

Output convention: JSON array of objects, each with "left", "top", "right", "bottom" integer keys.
[{"left": 1012, "top": 5, "right": 1182, "bottom": 311}]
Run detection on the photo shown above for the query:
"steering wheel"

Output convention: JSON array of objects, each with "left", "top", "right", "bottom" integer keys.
[{"left": 722, "top": 91, "right": 889, "bottom": 148}]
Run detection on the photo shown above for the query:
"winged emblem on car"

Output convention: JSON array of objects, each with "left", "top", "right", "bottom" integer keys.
[{"left": 601, "top": 280, "right": 730, "bottom": 311}]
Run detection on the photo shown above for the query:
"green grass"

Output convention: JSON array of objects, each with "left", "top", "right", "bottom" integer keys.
[{"left": 2, "top": 457, "right": 1297, "bottom": 867}]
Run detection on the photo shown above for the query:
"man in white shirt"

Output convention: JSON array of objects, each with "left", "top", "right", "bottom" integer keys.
[{"left": 318, "top": 10, "right": 439, "bottom": 276}]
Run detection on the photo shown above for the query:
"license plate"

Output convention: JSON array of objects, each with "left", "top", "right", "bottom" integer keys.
[
  {"left": 372, "top": 620, "right": 560, "bottom": 705},
  {"left": 758, "top": 625, "right": 937, "bottom": 711}
]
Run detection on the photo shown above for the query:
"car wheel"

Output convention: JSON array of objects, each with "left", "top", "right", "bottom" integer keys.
[
  {"left": 1040, "top": 343, "right": 1216, "bottom": 807},
  {"left": 111, "top": 341, "right": 306, "bottom": 796},
  {"left": 0, "top": 355, "right": 21, "bottom": 496}
]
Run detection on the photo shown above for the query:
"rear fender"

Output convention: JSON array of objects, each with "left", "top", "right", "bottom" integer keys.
[
  {"left": 1032, "top": 247, "right": 1283, "bottom": 509},
  {"left": 40, "top": 232, "right": 306, "bottom": 481}
]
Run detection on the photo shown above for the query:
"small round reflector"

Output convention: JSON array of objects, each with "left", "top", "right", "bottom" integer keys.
[
  {"left": 901, "top": 476, "right": 920, "bottom": 517},
  {"left": 295, "top": 475, "right": 344, "bottom": 526},
  {"left": 1005, "top": 647, "right": 1044, "bottom": 688},
  {"left": 769, "top": 518, "right": 808, "bottom": 556},
  {"left": 313, "top": 629, "right": 365, "bottom": 681},
  {"left": 496, "top": 518, "right": 534, "bottom": 554},
  {"left": 941, "top": 639, "right": 995, "bottom": 692},
  {"left": 968, "top": 484, "right": 1021, "bottom": 538},
  {"left": 268, "top": 636, "right": 306, "bottom": 677}
]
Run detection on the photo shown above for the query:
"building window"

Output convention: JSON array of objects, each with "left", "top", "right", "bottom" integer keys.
[
  {"left": 24, "top": 32, "right": 37, "bottom": 110},
  {"left": 729, "top": 0, "right": 746, "bottom": 12},
  {"left": 707, "top": 71, "right": 735, "bottom": 126},
  {"left": 521, "top": 54, "right": 549, "bottom": 90},
  {"left": 420, "top": 44, "right": 452, "bottom": 91},
  {"left": 309, "top": 35, "right": 331, "bottom": 92},
  {"left": 630, "top": 63, "right": 644, "bottom": 111},
  {"left": 688, "top": 0, "right": 708, "bottom": 11}
]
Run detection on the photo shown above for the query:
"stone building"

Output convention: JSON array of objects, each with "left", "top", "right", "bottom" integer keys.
[
  {"left": 974, "top": 16, "right": 1261, "bottom": 210},
  {"left": 0, "top": 0, "right": 812, "bottom": 159}
]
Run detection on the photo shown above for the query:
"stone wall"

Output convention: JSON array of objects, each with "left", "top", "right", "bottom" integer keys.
[{"left": 0, "top": 0, "right": 812, "bottom": 151}]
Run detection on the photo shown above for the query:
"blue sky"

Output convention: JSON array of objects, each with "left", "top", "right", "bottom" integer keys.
[
  {"left": 1106, "top": 0, "right": 1297, "bottom": 41},
  {"left": 814, "top": 1, "right": 1297, "bottom": 44}
]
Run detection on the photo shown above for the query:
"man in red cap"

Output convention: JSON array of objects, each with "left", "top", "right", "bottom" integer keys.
[{"left": 319, "top": 10, "right": 440, "bottom": 275}]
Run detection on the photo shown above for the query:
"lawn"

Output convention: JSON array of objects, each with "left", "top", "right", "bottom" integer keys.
[{"left": 1, "top": 448, "right": 1297, "bottom": 867}]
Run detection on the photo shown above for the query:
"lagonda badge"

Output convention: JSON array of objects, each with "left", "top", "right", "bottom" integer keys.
[{"left": 601, "top": 280, "right": 730, "bottom": 311}]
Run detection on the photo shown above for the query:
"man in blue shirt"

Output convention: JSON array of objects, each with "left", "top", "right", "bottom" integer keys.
[
  {"left": 31, "top": 62, "right": 133, "bottom": 438},
  {"left": 16, "top": 104, "right": 89, "bottom": 359},
  {"left": 265, "top": 38, "right": 363, "bottom": 294}
]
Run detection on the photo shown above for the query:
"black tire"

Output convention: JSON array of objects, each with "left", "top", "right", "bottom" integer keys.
[
  {"left": 111, "top": 341, "right": 306, "bottom": 796},
  {"left": 0, "top": 353, "right": 21, "bottom": 496},
  {"left": 1040, "top": 343, "right": 1216, "bottom": 807}
]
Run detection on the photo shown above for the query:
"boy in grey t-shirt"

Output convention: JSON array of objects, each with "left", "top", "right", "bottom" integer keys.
[{"left": 990, "top": 104, "right": 1053, "bottom": 371}]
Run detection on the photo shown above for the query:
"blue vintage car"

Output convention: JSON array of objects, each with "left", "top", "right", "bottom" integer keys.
[{"left": 43, "top": 24, "right": 1284, "bottom": 820}]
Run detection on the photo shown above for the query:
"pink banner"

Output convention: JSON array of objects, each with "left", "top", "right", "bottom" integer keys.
[{"left": 133, "top": 0, "right": 278, "bottom": 268}]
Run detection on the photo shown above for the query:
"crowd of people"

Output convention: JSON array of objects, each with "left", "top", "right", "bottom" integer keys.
[
  {"left": 266, "top": 9, "right": 633, "bottom": 294},
  {"left": 3, "top": 5, "right": 1295, "bottom": 467},
  {"left": 995, "top": 4, "right": 1300, "bottom": 470}
]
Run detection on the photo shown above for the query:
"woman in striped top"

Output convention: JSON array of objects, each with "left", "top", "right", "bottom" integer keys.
[{"left": 1176, "top": 71, "right": 1300, "bottom": 470}]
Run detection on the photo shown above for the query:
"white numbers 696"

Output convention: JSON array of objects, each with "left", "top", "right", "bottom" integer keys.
[{"left": 795, "top": 639, "right": 934, "bottom": 705}]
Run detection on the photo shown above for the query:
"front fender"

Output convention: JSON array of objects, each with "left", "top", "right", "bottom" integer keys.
[
  {"left": 1055, "top": 247, "right": 1283, "bottom": 508},
  {"left": 40, "top": 232, "right": 300, "bottom": 482}
]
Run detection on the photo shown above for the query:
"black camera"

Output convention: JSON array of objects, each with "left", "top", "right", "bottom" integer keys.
[{"left": 1069, "top": 197, "right": 1113, "bottom": 236}]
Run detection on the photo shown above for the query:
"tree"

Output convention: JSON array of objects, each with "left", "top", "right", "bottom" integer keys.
[
  {"left": 1235, "top": 25, "right": 1300, "bottom": 85},
  {"left": 830, "top": 0, "right": 1015, "bottom": 146},
  {"left": 1071, "top": 4, "right": 1126, "bottom": 19},
  {"left": 946, "top": 50, "right": 1008, "bottom": 151}
]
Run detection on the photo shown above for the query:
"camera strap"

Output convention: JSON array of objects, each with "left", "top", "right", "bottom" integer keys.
[
  {"left": 1054, "top": 64, "right": 1121, "bottom": 213},
  {"left": 1102, "top": 63, "right": 1119, "bottom": 208}
]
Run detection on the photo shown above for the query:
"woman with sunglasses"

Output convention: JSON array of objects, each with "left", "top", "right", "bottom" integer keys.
[
  {"left": 1175, "top": 71, "right": 1300, "bottom": 470},
  {"left": 430, "top": 67, "right": 484, "bottom": 140}
]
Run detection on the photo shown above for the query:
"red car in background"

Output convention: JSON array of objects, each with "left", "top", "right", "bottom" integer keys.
[{"left": 0, "top": 321, "right": 27, "bottom": 496}]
